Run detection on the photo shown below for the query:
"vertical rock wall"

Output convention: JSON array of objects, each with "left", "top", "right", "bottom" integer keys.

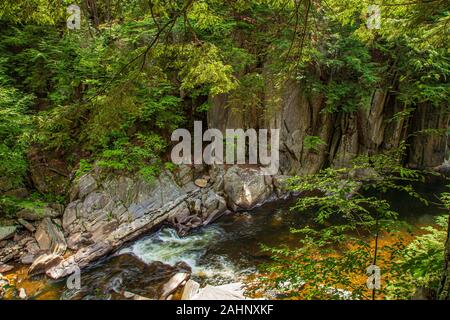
[{"left": 207, "top": 79, "right": 448, "bottom": 175}]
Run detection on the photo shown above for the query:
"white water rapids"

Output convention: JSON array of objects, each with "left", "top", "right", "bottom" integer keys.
[{"left": 120, "top": 225, "right": 256, "bottom": 285}]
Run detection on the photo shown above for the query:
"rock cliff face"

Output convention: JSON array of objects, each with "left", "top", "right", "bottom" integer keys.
[{"left": 207, "top": 80, "right": 448, "bottom": 175}]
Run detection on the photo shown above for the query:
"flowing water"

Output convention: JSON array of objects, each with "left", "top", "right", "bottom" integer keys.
[
  {"left": 5, "top": 180, "right": 447, "bottom": 300},
  {"left": 120, "top": 198, "right": 307, "bottom": 286}
]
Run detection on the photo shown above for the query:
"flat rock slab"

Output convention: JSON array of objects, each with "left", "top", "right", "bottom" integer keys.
[
  {"left": 0, "top": 263, "right": 14, "bottom": 273},
  {"left": 181, "top": 279, "right": 200, "bottom": 300},
  {"left": 191, "top": 283, "right": 245, "bottom": 300},
  {"left": 215, "top": 282, "right": 245, "bottom": 295},
  {"left": 28, "top": 253, "right": 64, "bottom": 276},
  {"left": 160, "top": 272, "right": 190, "bottom": 300},
  {"left": 0, "top": 226, "right": 17, "bottom": 241}
]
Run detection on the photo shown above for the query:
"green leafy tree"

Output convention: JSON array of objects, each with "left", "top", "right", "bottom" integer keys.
[{"left": 255, "top": 148, "right": 432, "bottom": 299}]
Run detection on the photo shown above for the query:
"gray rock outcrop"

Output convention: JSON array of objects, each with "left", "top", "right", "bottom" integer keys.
[{"left": 44, "top": 164, "right": 288, "bottom": 279}]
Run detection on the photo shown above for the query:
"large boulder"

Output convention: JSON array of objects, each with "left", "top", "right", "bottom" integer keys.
[
  {"left": 28, "top": 253, "right": 64, "bottom": 276},
  {"left": 44, "top": 165, "right": 279, "bottom": 279},
  {"left": 62, "top": 171, "right": 186, "bottom": 247},
  {"left": 223, "top": 166, "right": 273, "bottom": 211},
  {"left": 46, "top": 171, "right": 195, "bottom": 279},
  {"left": 169, "top": 188, "right": 227, "bottom": 235},
  {"left": 35, "top": 218, "right": 67, "bottom": 255}
]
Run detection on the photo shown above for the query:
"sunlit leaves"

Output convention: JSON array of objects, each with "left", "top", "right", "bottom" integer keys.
[
  {"left": 177, "top": 43, "right": 238, "bottom": 96},
  {"left": 0, "top": 0, "right": 67, "bottom": 25}
]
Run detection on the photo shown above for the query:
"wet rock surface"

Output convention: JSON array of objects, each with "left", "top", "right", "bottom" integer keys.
[
  {"left": 58, "top": 253, "right": 189, "bottom": 300},
  {"left": 28, "top": 253, "right": 64, "bottom": 276}
]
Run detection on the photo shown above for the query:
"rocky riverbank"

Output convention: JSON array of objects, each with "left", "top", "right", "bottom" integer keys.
[{"left": 0, "top": 164, "right": 290, "bottom": 288}]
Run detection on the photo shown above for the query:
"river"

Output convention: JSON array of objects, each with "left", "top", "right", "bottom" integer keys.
[{"left": 4, "top": 180, "right": 447, "bottom": 300}]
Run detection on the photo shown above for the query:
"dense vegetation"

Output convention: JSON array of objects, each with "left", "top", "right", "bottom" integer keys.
[
  {"left": 0, "top": 0, "right": 449, "bottom": 300},
  {"left": 256, "top": 149, "right": 449, "bottom": 299},
  {"left": 0, "top": 0, "right": 448, "bottom": 193}
]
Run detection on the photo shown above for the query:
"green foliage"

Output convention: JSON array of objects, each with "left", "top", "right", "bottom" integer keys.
[
  {"left": 0, "top": 75, "right": 34, "bottom": 189},
  {"left": 326, "top": 0, "right": 449, "bottom": 109},
  {"left": 177, "top": 43, "right": 238, "bottom": 97},
  {"left": 0, "top": 0, "right": 67, "bottom": 25},
  {"left": 259, "top": 227, "right": 375, "bottom": 299},
  {"left": 227, "top": 72, "right": 264, "bottom": 113},
  {"left": 137, "top": 84, "right": 185, "bottom": 131},
  {"left": 257, "top": 149, "right": 428, "bottom": 299},
  {"left": 164, "top": 162, "right": 177, "bottom": 172},
  {"left": 306, "top": 35, "right": 381, "bottom": 113},
  {"left": 0, "top": 0, "right": 447, "bottom": 301},
  {"left": 75, "top": 159, "right": 93, "bottom": 179},
  {"left": 303, "top": 135, "right": 327, "bottom": 153},
  {"left": 0, "top": 195, "right": 46, "bottom": 218},
  {"left": 0, "top": 0, "right": 447, "bottom": 174},
  {"left": 387, "top": 215, "right": 448, "bottom": 299},
  {"left": 97, "top": 133, "right": 166, "bottom": 182}
]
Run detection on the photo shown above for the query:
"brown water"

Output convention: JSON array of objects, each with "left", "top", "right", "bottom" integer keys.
[{"left": 3, "top": 181, "right": 447, "bottom": 300}]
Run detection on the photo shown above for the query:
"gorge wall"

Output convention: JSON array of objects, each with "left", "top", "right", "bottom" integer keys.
[{"left": 207, "top": 79, "right": 448, "bottom": 175}]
